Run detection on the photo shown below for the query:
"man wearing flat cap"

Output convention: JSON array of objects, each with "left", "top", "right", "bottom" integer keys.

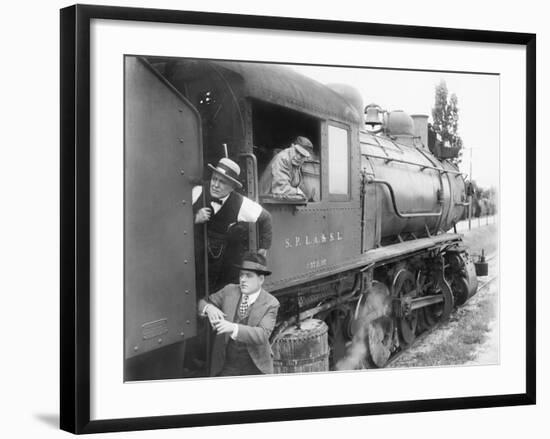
[
  {"left": 192, "top": 157, "right": 272, "bottom": 294},
  {"left": 259, "top": 136, "right": 314, "bottom": 200},
  {"left": 198, "top": 251, "right": 280, "bottom": 376}
]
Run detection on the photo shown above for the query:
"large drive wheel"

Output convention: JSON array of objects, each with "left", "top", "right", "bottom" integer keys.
[
  {"left": 450, "top": 275, "right": 470, "bottom": 306},
  {"left": 360, "top": 281, "right": 395, "bottom": 368},
  {"left": 446, "top": 253, "right": 470, "bottom": 306},
  {"left": 438, "top": 278, "right": 454, "bottom": 321},
  {"left": 423, "top": 305, "right": 439, "bottom": 328},
  {"left": 366, "top": 316, "right": 394, "bottom": 368},
  {"left": 424, "top": 277, "right": 454, "bottom": 326},
  {"left": 400, "top": 312, "right": 418, "bottom": 346},
  {"left": 415, "top": 271, "right": 429, "bottom": 333},
  {"left": 392, "top": 268, "right": 418, "bottom": 346}
]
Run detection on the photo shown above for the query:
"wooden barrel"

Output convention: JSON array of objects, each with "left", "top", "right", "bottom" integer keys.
[{"left": 272, "top": 319, "right": 329, "bottom": 374}]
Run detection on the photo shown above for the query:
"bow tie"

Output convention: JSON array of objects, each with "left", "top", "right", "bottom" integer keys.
[{"left": 211, "top": 198, "right": 223, "bottom": 205}]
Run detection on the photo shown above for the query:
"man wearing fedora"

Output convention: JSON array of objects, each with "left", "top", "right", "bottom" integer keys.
[
  {"left": 259, "top": 136, "right": 314, "bottom": 201},
  {"left": 192, "top": 157, "right": 272, "bottom": 293},
  {"left": 198, "top": 251, "right": 280, "bottom": 376}
]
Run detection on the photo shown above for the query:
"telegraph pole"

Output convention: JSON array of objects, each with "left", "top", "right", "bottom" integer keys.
[
  {"left": 464, "top": 147, "right": 479, "bottom": 231},
  {"left": 468, "top": 147, "right": 472, "bottom": 231}
]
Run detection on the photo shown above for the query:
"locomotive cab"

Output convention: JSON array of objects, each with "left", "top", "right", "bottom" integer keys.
[{"left": 151, "top": 57, "right": 366, "bottom": 291}]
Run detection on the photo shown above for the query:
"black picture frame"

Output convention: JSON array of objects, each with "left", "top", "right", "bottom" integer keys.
[{"left": 60, "top": 4, "right": 536, "bottom": 434}]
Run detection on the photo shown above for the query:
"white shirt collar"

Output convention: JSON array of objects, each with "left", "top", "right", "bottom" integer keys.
[
  {"left": 243, "top": 288, "right": 261, "bottom": 305},
  {"left": 211, "top": 193, "right": 230, "bottom": 213},
  {"left": 218, "top": 193, "right": 230, "bottom": 203}
]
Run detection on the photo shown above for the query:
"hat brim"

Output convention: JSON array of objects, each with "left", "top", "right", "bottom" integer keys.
[
  {"left": 233, "top": 264, "right": 272, "bottom": 276},
  {"left": 293, "top": 144, "right": 311, "bottom": 158},
  {"left": 207, "top": 164, "right": 243, "bottom": 188}
]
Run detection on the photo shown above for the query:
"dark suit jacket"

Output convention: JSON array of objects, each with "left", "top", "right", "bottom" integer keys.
[{"left": 198, "top": 284, "right": 280, "bottom": 376}]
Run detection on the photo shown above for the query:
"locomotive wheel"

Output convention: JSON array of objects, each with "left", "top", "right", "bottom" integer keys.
[
  {"left": 423, "top": 306, "right": 439, "bottom": 328},
  {"left": 360, "top": 281, "right": 394, "bottom": 368},
  {"left": 446, "top": 253, "right": 471, "bottom": 306},
  {"left": 450, "top": 275, "right": 470, "bottom": 307},
  {"left": 400, "top": 311, "right": 418, "bottom": 346},
  {"left": 416, "top": 307, "right": 430, "bottom": 332},
  {"left": 414, "top": 271, "right": 429, "bottom": 333},
  {"left": 421, "top": 277, "right": 455, "bottom": 328},
  {"left": 366, "top": 316, "right": 394, "bottom": 368},
  {"left": 439, "top": 278, "right": 454, "bottom": 321},
  {"left": 392, "top": 269, "right": 418, "bottom": 346}
]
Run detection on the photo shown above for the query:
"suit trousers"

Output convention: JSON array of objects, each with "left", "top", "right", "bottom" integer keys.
[{"left": 218, "top": 338, "right": 262, "bottom": 376}]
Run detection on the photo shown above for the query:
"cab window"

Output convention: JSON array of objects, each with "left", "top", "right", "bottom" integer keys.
[
  {"left": 328, "top": 124, "right": 350, "bottom": 199},
  {"left": 252, "top": 100, "right": 321, "bottom": 204}
]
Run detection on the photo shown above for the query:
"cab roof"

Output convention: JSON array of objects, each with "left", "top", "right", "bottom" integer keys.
[{"left": 162, "top": 58, "right": 362, "bottom": 124}]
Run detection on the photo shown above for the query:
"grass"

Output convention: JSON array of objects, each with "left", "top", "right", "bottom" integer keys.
[
  {"left": 391, "top": 279, "right": 497, "bottom": 367},
  {"left": 389, "top": 223, "right": 499, "bottom": 368},
  {"left": 460, "top": 223, "right": 498, "bottom": 258}
]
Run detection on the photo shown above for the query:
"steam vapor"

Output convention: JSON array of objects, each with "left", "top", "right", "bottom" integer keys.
[{"left": 336, "top": 288, "right": 391, "bottom": 370}]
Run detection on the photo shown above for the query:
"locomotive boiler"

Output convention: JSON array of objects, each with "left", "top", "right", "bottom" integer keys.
[{"left": 124, "top": 56, "right": 479, "bottom": 379}]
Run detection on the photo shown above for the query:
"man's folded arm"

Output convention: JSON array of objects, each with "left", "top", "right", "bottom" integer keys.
[{"left": 234, "top": 304, "right": 279, "bottom": 345}]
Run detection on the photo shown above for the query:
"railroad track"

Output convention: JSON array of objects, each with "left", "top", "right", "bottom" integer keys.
[
  {"left": 478, "top": 274, "right": 497, "bottom": 292},
  {"left": 386, "top": 272, "right": 497, "bottom": 368}
]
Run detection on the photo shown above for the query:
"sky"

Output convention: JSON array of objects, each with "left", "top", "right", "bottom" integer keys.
[{"left": 290, "top": 65, "right": 500, "bottom": 189}]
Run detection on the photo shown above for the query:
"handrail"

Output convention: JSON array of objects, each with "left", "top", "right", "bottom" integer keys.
[
  {"left": 259, "top": 196, "right": 307, "bottom": 205},
  {"left": 239, "top": 152, "right": 259, "bottom": 202},
  {"left": 362, "top": 152, "right": 463, "bottom": 176},
  {"left": 239, "top": 152, "right": 260, "bottom": 252},
  {"left": 365, "top": 175, "right": 442, "bottom": 218}
]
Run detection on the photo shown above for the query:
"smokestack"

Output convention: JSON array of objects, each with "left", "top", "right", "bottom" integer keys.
[{"left": 411, "top": 114, "right": 429, "bottom": 149}]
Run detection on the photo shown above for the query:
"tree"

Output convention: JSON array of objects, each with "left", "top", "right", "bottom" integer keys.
[{"left": 431, "top": 80, "right": 463, "bottom": 165}]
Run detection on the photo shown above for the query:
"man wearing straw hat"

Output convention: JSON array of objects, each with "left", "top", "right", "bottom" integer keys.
[
  {"left": 198, "top": 251, "right": 279, "bottom": 376},
  {"left": 192, "top": 157, "right": 273, "bottom": 293}
]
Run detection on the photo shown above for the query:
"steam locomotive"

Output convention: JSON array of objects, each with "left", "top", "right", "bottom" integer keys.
[{"left": 124, "top": 56, "right": 479, "bottom": 379}]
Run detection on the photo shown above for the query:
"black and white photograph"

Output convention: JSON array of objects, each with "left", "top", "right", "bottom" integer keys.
[
  {"left": 50, "top": 2, "right": 539, "bottom": 435},
  {"left": 124, "top": 56, "right": 499, "bottom": 381}
]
